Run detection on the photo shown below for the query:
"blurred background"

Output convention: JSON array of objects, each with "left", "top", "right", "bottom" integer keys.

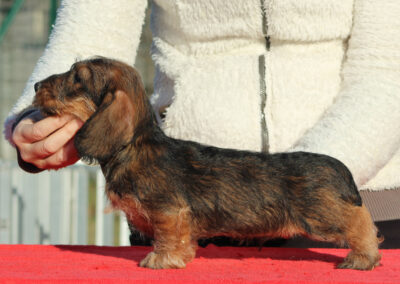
[{"left": 0, "top": 0, "right": 154, "bottom": 245}]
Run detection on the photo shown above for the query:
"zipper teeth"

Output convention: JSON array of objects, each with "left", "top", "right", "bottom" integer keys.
[
  {"left": 259, "top": 0, "right": 270, "bottom": 153},
  {"left": 260, "top": 0, "right": 271, "bottom": 50},
  {"left": 260, "top": 0, "right": 268, "bottom": 36},
  {"left": 259, "top": 55, "right": 269, "bottom": 153}
]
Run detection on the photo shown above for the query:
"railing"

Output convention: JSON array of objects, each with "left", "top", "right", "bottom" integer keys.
[
  {"left": 0, "top": 161, "right": 130, "bottom": 245},
  {"left": 0, "top": 0, "right": 58, "bottom": 45}
]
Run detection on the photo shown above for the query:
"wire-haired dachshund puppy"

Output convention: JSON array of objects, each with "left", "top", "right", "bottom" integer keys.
[{"left": 32, "top": 58, "right": 381, "bottom": 270}]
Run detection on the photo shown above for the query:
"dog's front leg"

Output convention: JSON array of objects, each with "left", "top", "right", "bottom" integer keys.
[{"left": 139, "top": 208, "right": 197, "bottom": 269}]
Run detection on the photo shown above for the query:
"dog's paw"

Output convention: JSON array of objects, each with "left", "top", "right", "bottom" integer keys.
[
  {"left": 139, "top": 251, "right": 186, "bottom": 269},
  {"left": 337, "top": 253, "right": 380, "bottom": 270}
]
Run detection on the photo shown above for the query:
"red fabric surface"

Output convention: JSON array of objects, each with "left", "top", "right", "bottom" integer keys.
[{"left": 0, "top": 245, "right": 399, "bottom": 283}]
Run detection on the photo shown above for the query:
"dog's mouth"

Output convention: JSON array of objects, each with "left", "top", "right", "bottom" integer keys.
[
  {"left": 32, "top": 89, "right": 62, "bottom": 116},
  {"left": 40, "top": 107, "right": 59, "bottom": 116},
  {"left": 32, "top": 99, "right": 59, "bottom": 116},
  {"left": 33, "top": 104, "right": 59, "bottom": 116}
]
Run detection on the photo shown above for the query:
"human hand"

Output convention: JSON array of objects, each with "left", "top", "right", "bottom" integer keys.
[{"left": 12, "top": 113, "right": 84, "bottom": 170}]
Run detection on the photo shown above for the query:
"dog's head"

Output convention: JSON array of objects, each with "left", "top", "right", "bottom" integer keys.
[{"left": 33, "top": 57, "right": 153, "bottom": 163}]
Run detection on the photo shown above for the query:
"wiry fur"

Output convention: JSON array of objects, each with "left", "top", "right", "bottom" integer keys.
[{"left": 33, "top": 58, "right": 382, "bottom": 270}]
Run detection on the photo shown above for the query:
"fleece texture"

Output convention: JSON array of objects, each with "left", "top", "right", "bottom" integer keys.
[
  {"left": 4, "top": 0, "right": 400, "bottom": 191},
  {"left": 0, "top": 245, "right": 399, "bottom": 283}
]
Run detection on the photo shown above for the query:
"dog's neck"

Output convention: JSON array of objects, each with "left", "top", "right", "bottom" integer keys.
[
  {"left": 99, "top": 119, "right": 168, "bottom": 182},
  {"left": 96, "top": 92, "right": 172, "bottom": 183}
]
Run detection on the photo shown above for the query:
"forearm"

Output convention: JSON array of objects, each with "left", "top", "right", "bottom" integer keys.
[{"left": 292, "top": 0, "right": 400, "bottom": 186}]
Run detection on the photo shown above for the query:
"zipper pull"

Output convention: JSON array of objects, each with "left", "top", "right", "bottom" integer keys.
[{"left": 265, "top": 36, "right": 271, "bottom": 51}]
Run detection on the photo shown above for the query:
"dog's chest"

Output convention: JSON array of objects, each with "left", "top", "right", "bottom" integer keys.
[{"left": 106, "top": 190, "right": 154, "bottom": 237}]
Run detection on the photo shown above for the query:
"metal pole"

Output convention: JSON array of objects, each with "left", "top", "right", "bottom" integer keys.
[
  {"left": 0, "top": 0, "right": 26, "bottom": 44},
  {"left": 49, "top": 0, "right": 58, "bottom": 34}
]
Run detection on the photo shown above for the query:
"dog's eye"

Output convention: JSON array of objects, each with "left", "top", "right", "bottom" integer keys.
[{"left": 74, "top": 73, "right": 81, "bottom": 84}]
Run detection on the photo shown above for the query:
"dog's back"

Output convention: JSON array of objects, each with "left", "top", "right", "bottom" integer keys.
[{"left": 155, "top": 141, "right": 362, "bottom": 239}]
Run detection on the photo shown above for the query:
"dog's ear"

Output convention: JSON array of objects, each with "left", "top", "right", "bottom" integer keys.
[{"left": 74, "top": 90, "right": 134, "bottom": 163}]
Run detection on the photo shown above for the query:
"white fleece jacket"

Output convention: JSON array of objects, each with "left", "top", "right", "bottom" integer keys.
[{"left": 4, "top": 0, "right": 400, "bottom": 191}]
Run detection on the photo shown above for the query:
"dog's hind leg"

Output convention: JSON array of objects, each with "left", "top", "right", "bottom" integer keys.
[
  {"left": 139, "top": 207, "right": 197, "bottom": 269},
  {"left": 337, "top": 205, "right": 381, "bottom": 270}
]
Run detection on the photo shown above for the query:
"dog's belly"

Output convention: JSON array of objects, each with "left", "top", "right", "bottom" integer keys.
[
  {"left": 194, "top": 216, "right": 306, "bottom": 241},
  {"left": 107, "top": 191, "right": 154, "bottom": 237}
]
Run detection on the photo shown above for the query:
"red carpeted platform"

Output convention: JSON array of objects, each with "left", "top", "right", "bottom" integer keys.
[{"left": 0, "top": 245, "right": 399, "bottom": 283}]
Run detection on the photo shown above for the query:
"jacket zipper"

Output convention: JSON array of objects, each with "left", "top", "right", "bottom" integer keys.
[{"left": 259, "top": 0, "right": 270, "bottom": 153}]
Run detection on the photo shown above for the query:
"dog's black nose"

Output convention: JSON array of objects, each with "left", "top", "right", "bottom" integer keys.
[{"left": 34, "top": 82, "right": 41, "bottom": 92}]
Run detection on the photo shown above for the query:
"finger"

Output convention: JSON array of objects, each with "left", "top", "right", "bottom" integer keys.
[
  {"left": 27, "top": 118, "right": 84, "bottom": 160},
  {"left": 12, "top": 119, "right": 34, "bottom": 146},
  {"left": 12, "top": 109, "right": 43, "bottom": 145},
  {"left": 33, "top": 139, "right": 80, "bottom": 170},
  {"left": 19, "top": 115, "right": 76, "bottom": 143}
]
